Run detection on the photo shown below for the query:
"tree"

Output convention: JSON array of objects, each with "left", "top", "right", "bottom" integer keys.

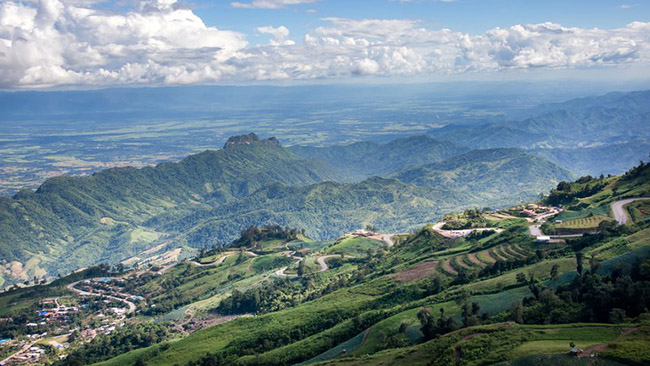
[
  {"left": 516, "top": 272, "right": 527, "bottom": 285},
  {"left": 297, "top": 260, "right": 306, "bottom": 277},
  {"left": 550, "top": 264, "right": 560, "bottom": 292},
  {"left": 417, "top": 308, "right": 435, "bottom": 341},
  {"left": 589, "top": 255, "right": 601, "bottom": 274},
  {"left": 510, "top": 301, "right": 524, "bottom": 324},
  {"left": 237, "top": 248, "right": 246, "bottom": 264},
  {"left": 576, "top": 251, "right": 584, "bottom": 276}
]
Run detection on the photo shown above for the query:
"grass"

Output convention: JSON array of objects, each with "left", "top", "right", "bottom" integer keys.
[
  {"left": 255, "top": 239, "right": 285, "bottom": 250},
  {"left": 555, "top": 205, "right": 612, "bottom": 222},
  {"left": 511, "top": 327, "right": 622, "bottom": 358},
  {"left": 557, "top": 215, "right": 612, "bottom": 229},
  {"left": 590, "top": 228, "right": 650, "bottom": 260},
  {"left": 464, "top": 258, "right": 577, "bottom": 292},
  {"left": 325, "top": 236, "right": 386, "bottom": 256},
  {"left": 310, "top": 324, "right": 635, "bottom": 366},
  {"left": 129, "top": 228, "right": 161, "bottom": 244},
  {"left": 94, "top": 285, "right": 379, "bottom": 366},
  {"left": 496, "top": 354, "right": 629, "bottom": 366},
  {"left": 628, "top": 200, "right": 650, "bottom": 223},
  {"left": 297, "top": 330, "right": 367, "bottom": 365}
]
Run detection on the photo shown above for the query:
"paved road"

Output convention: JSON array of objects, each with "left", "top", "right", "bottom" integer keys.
[
  {"left": 188, "top": 253, "right": 233, "bottom": 267},
  {"left": 274, "top": 266, "right": 298, "bottom": 278},
  {"left": 432, "top": 222, "right": 503, "bottom": 238},
  {"left": 66, "top": 280, "right": 137, "bottom": 314},
  {"left": 316, "top": 255, "right": 354, "bottom": 272},
  {"left": 0, "top": 339, "right": 40, "bottom": 364},
  {"left": 528, "top": 198, "right": 650, "bottom": 238},
  {"left": 529, "top": 224, "right": 543, "bottom": 237},
  {"left": 612, "top": 197, "right": 650, "bottom": 225},
  {"left": 317, "top": 255, "right": 339, "bottom": 272}
]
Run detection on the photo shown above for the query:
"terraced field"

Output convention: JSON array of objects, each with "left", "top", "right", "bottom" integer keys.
[
  {"left": 394, "top": 242, "right": 534, "bottom": 282},
  {"left": 557, "top": 215, "right": 613, "bottom": 229}
]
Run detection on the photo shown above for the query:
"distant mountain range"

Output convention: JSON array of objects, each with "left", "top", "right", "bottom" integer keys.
[{"left": 429, "top": 90, "right": 650, "bottom": 176}]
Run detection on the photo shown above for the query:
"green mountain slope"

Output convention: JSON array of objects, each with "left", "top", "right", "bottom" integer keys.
[
  {"left": 1, "top": 163, "right": 648, "bottom": 366},
  {"left": 160, "top": 177, "right": 473, "bottom": 245},
  {"left": 427, "top": 90, "right": 650, "bottom": 176},
  {"left": 0, "top": 135, "right": 341, "bottom": 285},
  {"left": 0, "top": 137, "right": 576, "bottom": 287},
  {"left": 160, "top": 149, "right": 572, "bottom": 247},
  {"left": 507, "top": 90, "right": 650, "bottom": 143},
  {"left": 395, "top": 148, "right": 574, "bottom": 202},
  {"left": 532, "top": 140, "right": 650, "bottom": 176},
  {"left": 290, "top": 135, "right": 467, "bottom": 180},
  {"left": 429, "top": 124, "right": 549, "bottom": 149},
  {"left": 91, "top": 163, "right": 650, "bottom": 366}
]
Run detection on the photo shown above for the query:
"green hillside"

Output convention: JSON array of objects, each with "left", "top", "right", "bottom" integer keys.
[
  {"left": 0, "top": 135, "right": 577, "bottom": 287},
  {"left": 0, "top": 163, "right": 648, "bottom": 366},
  {"left": 0, "top": 134, "right": 341, "bottom": 285},
  {"left": 395, "top": 148, "right": 574, "bottom": 202}
]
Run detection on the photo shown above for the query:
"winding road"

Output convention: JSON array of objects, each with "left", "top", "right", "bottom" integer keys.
[
  {"left": 187, "top": 253, "right": 233, "bottom": 267},
  {"left": 316, "top": 255, "right": 344, "bottom": 272},
  {"left": 432, "top": 222, "right": 504, "bottom": 238},
  {"left": 611, "top": 198, "right": 650, "bottom": 225},
  {"left": 528, "top": 197, "right": 650, "bottom": 239},
  {"left": 66, "top": 280, "right": 137, "bottom": 314}
]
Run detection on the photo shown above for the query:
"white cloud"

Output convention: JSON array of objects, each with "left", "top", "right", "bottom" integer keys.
[
  {"left": 0, "top": 2, "right": 649, "bottom": 89},
  {"left": 257, "top": 25, "right": 295, "bottom": 45},
  {"left": 231, "top": 0, "right": 320, "bottom": 9}
]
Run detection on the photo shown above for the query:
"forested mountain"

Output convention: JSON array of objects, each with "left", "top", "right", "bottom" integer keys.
[
  {"left": 429, "top": 125, "right": 548, "bottom": 149},
  {"left": 290, "top": 135, "right": 467, "bottom": 180},
  {"left": 395, "top": 148, "right": 574, "bottom": 202},
  {"left": 158, "top": 177, "right": 471, "bottom": 245},
  {"left": 0, "top": 136, "right": 341, "bottom": 285},
  {"left": 164, "top": 151, "right": 568, "bottom": 246},
  {"left": 426, "top": 90, "right": 650, "bottom": 176},
  {"left": 533, "top": 140, "right": 650, "bottom": 176},
  {"left": 0, "top": 133, "right": 573, "bottom": 287}
]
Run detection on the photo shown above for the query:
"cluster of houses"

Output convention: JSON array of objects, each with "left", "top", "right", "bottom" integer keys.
[{"left": 1, "top": 286, "right": 134, "bottom": 365}]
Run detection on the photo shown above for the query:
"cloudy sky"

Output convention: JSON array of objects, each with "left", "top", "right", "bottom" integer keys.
[{"left": 0, "top": 0, "right": 649, "bottom": 89}]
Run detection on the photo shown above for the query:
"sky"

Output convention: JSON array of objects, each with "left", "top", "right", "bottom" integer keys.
[{"left": 0, "top": 0, "right": 649, "bottom": 89}]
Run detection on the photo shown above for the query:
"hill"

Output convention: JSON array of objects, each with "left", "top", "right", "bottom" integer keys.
[
  {"left": 515, "top": 90, "right": 650, "bottom": 143},
  {"left": 0, "top": 162, "right": 648, "bottom": 365},
  {"left": 0, "top": 133, "right": 577, "bottom": 287},
  {"left": 0, "top": 134, "right": 341, "bottom": 286},
  {"left": 290, "top": 135, "right": 467, "bottom": 180},
  {"left": 427, "top": 90, "right": 650, "bottom": 176},
  {"left": 157, "top": 148, "right": 572, "bottom": 247},
  {"left": 395, "top": 148, "right": 574, "bottom": 202}
]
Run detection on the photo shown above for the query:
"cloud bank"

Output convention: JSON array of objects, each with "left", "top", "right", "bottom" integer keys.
[{"left": 0, "top": 0, "right": 649, "bottom": 89}]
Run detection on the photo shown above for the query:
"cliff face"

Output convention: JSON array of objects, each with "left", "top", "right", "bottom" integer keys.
[{"left": 224, "top": 133, "right": 280, "bottom": 149}]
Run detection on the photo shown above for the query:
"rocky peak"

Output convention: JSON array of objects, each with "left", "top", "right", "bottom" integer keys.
[{"left": 223, "top": 133, "right": 280, "bottom": 149}]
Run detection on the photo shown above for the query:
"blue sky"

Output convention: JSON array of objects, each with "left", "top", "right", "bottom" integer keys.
[
  {"left": 190, "top": 0, "right": 649, "bottom": 44},
  {"left": 0, "top": 0, "right": 648, "bottom": 89}
]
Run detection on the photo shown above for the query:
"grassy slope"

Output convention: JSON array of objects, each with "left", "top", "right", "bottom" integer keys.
[{"left": 311, "top": 323, "right": 640, "bottom": 366}]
